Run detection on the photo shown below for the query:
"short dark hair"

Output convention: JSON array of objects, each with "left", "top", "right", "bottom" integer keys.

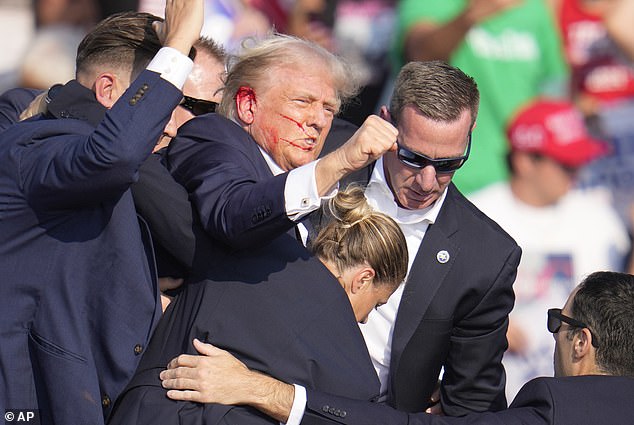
[
  {"left": 192, "top": 36, "right": 226, "bottom": 63},
  {"left": 390, "top": 61, "right": 479, "bottom": 128},
  {"left": 570, "top": 271, "right": 634, "bottom": 376},
  {"left": 76, "top": 12, "right": 162, "bottom": 79}
]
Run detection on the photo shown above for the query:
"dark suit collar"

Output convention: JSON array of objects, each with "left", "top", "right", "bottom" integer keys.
[{"left": 46, "top": 80, "right": 106, "bottom": 127}]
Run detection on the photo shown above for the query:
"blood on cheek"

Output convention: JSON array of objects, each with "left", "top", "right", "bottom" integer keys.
[
  {"left": 237, "top": 85, "right": 313, "bottom": 153},
  {"left": 279, "top": 114, "right": 305, "bottom": 131},
  {"left": 278, "top": 114, "right": 313, "bottom": 151}
]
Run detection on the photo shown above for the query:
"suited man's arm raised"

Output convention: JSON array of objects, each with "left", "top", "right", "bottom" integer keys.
[
  {"left": 168, "top": 113, "right": 396, "bottom": 250},
  {"left": 14, "top": 0, "right": 203, "bottom": 211},
  {"left": 313, "top": 113, "right": 397, "bottom": 196}
]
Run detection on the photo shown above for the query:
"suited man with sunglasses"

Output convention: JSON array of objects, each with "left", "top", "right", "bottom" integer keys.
[{"left": 345, "top": 60, "right": 520, "bottom": 416}]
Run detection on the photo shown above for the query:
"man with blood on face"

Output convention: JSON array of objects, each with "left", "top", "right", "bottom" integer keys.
[{"left": 166, "top": 33, "right": 398, "bottom": 251}]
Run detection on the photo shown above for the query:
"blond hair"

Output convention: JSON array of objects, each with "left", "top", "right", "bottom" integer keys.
[
  {"left": 311, "top": 186, "right": 408, "bottom": 289},
  {"left": 217, "top": 33, "right": 359, "bottom": 119}
]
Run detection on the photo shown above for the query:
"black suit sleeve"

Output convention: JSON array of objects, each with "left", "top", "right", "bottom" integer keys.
[
  {"left": 131, "top": 153, "right": 195, "bottom": 273},
  {"left": 304, "top": 384, "right": 548, "bottom": 425},
  {"left": 167, "top": 116, "right": 295, "bottom": 250}
]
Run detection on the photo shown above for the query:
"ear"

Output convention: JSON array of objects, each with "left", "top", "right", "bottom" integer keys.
[
  {"left": 93, "top": 73, "right": 118, "bottom": 109},
  {"left": 573, "top": 328, "right": 594, "bottom": 360},
  {"left": 235, "top": 86, "right": 257, "bottom": 124},
  {"left": 379, "top": 106, "right": 392, "bottom": 123},
  {"left": 350, "top": 267, "right": 376, "bottom": 294}
]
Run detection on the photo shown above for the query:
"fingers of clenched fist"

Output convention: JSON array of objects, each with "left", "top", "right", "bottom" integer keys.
[{"left": 342, "top": 114, "right": 398, "bottom": 169}]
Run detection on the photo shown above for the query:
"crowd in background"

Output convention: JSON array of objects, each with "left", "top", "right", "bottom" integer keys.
[{"left": 2, "top": 0, "right": 634, "bottom": 416}]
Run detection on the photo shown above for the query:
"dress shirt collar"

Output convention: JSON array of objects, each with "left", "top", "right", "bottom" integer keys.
[
  {"left": 365, "top": 157, "right": 447, "bottom": 226},
  {"left": 258, "top": 145, "right": 284, "bottom": 176}
]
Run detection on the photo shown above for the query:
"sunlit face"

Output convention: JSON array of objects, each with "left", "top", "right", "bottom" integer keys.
[
  {"left": 383, "top": 105, "right": 472, "bottom": 210},
  {"left": 247, "top": 61, "right": 338, "bottom": 171},
  {"left": 553, "top": 288, "right": 579, "bottom": 377},
  {"left": 157, "top": 51, "right": 225, "bottom": 151}
]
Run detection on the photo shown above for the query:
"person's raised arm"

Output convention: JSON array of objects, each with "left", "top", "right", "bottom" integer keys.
[
  {"left": 154, "top": 0, "right": 203, "bottom": 56},
  {"left": 314, "top": 112, "right": 397, "bottom": 196},
  {"left": 403, "top": 0, "right": 522, "bottom": 62}
]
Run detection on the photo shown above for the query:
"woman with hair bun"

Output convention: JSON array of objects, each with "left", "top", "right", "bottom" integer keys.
[
  {"left": 109, "top": 186, "right": 407, "bottom": 425},
  {"left": 312, "top": 185, "right": 407, "bottom": 322}
]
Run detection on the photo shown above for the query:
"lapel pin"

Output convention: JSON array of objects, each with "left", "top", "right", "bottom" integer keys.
[{"left": 436, "top": 250, "right": 450, "bottom": 264}]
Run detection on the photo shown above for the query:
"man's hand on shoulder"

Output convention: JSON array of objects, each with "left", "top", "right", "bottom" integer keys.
[{"left": 160, "top": 339, "right": 295, "bottom": 423}]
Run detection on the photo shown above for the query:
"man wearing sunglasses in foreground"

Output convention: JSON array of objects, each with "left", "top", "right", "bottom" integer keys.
[
  {"left": 161, "top": 60, "right": 521, "bottom": 417},
  {"left": 162, "top": 270, "right": 634, "bottom": 425}
]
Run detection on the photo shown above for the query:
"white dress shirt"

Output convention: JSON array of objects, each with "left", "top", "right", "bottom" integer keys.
[
  {"left": 258, "top": 146, "right": 336, "bottom": 244},
  {"left": 361, "top": 157, "right": 447, "bottom": 399}
]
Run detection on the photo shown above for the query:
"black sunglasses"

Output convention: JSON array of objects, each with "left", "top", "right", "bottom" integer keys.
[
  {"left": 396, "top": 133, "right": 472, "bottom": 173},
  {"left": 179, "top": 95, "right": 217, "bottom": 116},
  {"left": 547, "top": 308, "right": 599, "bottom": 348}
]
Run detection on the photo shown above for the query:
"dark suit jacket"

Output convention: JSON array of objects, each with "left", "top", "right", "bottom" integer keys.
[
  {"left": 131, "top": 152, "right": 197, "bottom": 277},
  {"left": 0, "top": 86, "right": 197, "bottom": 278},
  {"left": 0, "top": 71, "right": 180, "bottom": 424},
  {"left": 304, "top": 375, "right": 634, "bottom": 425},
  {"left": 385, "top": 184, "right": 521, "bottom": 415},
  {"left": 168, "top": 114, "right": 520, "bottom": 416},
  {"left": 106, "top": 113, "right": 380, "bottom": 425},
  {"left": 108, "top": 234, "right": 381, "bottom": 425},
  {"left": 166, "top": 113, "right": 297, "bottom": 252}
]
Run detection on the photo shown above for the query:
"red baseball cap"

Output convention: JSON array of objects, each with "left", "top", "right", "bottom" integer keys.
[{"left": 507, "top": 98, "right": 609, "bottom": 167}]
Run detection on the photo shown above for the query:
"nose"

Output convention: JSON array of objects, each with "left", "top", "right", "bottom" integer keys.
[
  {"left": 306, "top": 104, "right": 330, "bottom": 131},
  {"left": 414, "top": 165, "right": 437, "bottom": 192},
  {"left": 163, "top": 112, "right": 178, "bottom": 139}
]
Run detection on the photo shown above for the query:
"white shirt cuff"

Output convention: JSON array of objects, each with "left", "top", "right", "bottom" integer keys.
[
  {"left": 282, "top": 384, "right": 307, "bottom": 425},
  {"left": 285, "top": 159, "right": 338, "bottom": 221},
  {"left": 146, "top": 46, "right": 193, "bottom": 89}
]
